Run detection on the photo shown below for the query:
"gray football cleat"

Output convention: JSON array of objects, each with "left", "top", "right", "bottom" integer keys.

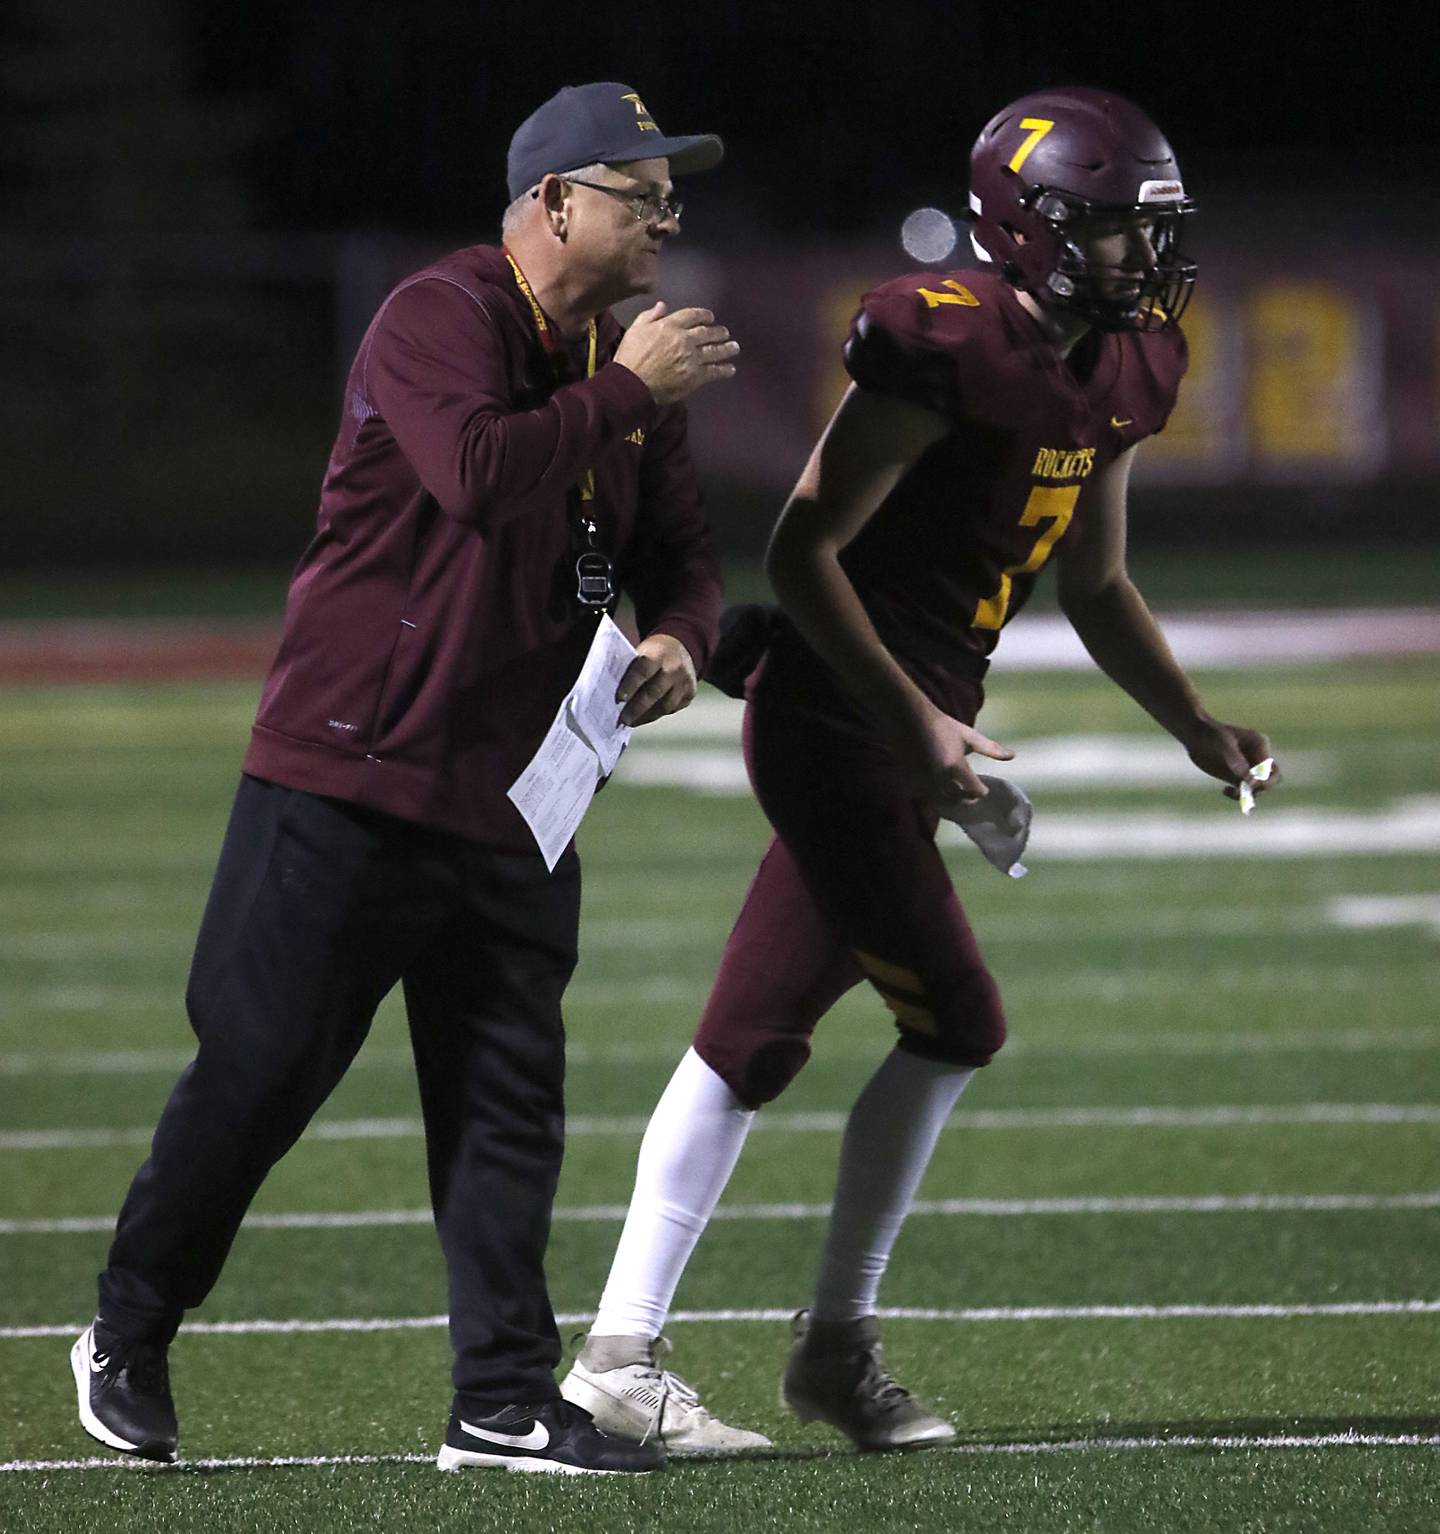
[
  {"left": 780, "top": 1310, "right": 956, "bottom": 1451},
  {"left": 561, "top": 1333, "right": 771, "bottom": 1455}
]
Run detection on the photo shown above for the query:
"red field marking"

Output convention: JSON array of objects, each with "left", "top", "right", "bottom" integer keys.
[
  {"left": 0, "top": 623, "right": 279, "bottom": 684},
  {"left": 2, "top": 609, "right": 1438, "bottom": 684}
]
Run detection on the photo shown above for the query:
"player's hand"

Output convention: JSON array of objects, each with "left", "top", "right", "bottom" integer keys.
[
  {"left": 1183, "top": 717, "right": 1280, "bottom": 802},
  {"left": 616, "top": 633, "right": 698, "bottom": 726},
  {"left": 615, "top": 304, "right": 740, "bottom": 406},
  {"left": 895, "top": 706, "right": 1014, "bottom": 807}
]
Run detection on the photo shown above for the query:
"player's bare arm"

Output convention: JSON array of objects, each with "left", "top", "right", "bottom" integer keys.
[
  {"left": 1057, "top": 444, "right": 1279, "bottom": 801},
  {"left": 766, "top": 383, "right": 1013, "bottom": 803}
]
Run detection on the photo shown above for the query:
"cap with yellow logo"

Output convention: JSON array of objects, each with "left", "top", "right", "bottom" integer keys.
[{"left": 506, "top": 82, "right": 724, "bottom": 200}]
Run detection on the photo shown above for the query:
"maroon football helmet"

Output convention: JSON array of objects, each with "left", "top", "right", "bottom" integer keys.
[{"left": 968, "top": 87, "right": 1196, "bottom": 332}]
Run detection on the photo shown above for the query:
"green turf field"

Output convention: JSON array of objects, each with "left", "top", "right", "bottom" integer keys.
[{"left": 2, "top": 652, "right": 1439, "bottom": 1531}]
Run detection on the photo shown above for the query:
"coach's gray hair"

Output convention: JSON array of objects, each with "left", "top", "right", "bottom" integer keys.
[{"left": 501, "top": 163, "right": 609, "bottom": 235}]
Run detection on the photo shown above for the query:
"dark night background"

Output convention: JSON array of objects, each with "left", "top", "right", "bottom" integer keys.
[
  {"left": 2, "top": 0, "right": 1438, "bottom": 571},
  {"left": 44, "top": 1, "right": 1440, "bottom": 237}
]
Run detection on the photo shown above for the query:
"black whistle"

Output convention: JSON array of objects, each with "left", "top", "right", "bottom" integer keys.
[{"left": 576, "top": 550, "right": 614, "bottom": 608}]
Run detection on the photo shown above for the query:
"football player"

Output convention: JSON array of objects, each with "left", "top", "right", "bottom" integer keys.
[{"left": 561, "top": 87, "right": 1280, "bottom": 1453}]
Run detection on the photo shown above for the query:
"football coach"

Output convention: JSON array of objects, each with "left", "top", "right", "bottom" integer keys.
[{"left": 71, "top": 82, "right": 736, "bottom": 1477}]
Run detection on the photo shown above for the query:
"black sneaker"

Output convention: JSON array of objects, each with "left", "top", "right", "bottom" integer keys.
[
  {"left": 71, "top": 1320, "right": 179, "bottom": 1462},
  {"left": 437, "top": 1397, "right": 665, "bottom": 1475}
]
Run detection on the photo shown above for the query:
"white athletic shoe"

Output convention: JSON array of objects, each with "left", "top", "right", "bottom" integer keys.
[{"left": 560, "top": 1335, "right": 771, "bottom": 1456}]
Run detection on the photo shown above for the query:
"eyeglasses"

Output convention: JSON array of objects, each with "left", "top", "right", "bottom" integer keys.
[{"left": 560, "top": 177, "right": 683, "bottom": 227}]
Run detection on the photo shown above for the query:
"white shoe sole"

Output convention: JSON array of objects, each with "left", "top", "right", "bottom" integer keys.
[
  {"left": 436, "top": 1444, "right": 629, "bottom": 1475},
  {"left": 663, "top": 1439, "right": 773, "bottom": 1458},
  {"left": 70, "top": 1328, "right": 176, "bottom": 1462}
]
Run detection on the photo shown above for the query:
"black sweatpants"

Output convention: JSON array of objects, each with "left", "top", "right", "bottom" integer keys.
[{"left": 98, "top": 774, "right": 580, "bottom": 1410}]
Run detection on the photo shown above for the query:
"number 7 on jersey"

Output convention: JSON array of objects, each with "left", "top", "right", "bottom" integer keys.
[{"left": 973, "top": 483, "right": 1080, "bottom": 630}]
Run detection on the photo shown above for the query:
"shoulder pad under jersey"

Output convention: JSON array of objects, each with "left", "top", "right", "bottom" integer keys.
[
  {"left": 1118, "top": 321, "right": 1190, "bottom": 443},
  {"left": 842, "top": 271, "right": 1001, "bottom": 418}
]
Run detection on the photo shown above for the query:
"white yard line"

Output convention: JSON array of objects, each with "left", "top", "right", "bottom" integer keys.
[
  {"left": 611, "top": 764, "right": 1440, "bottom": 858},
  {"left": 6, "top": 1427, "right": 1440, "bottom": 1473},
  {"left": 1328, "top": 893, "right": 1440, "bottom": 937},
  {"left": 616, "top": 718, "right": 1440, "bottom": 863},
  {"left": 1007, "top": 1024, "right": 1440, "bottom": 1055},
  {"left": 3, "top": 1021, "right": 1437, "bottom": 1079},
  {"left": 990, "top": 608, "right": 1440, "bottom": 670},
  {"left": 0, "top": 1045, "right": 423, "bottom": 1077},
  {"left": 974, "top": 797, "right": 1440, "bottom": 861},
  {"left": 0, "top": 896, "right": 1426, "bottom": 969},
  {"left": 0, "top": 1453, "right": 438, "bottom": 1473},
  {"left": 4, "top": 1429, "right": 1440, "bottom": 1473},
  {"left": 7, "top": 1300, "right": 1440, "bottom": 1343},
  {"left": 6, "top": 1190, "right": 1440, "bottom": 1237},
  {"left": 948, "top": 1430, "right": 1440, "bottom": 1454},
  {"left": 1, "top": 989, "right": 163, "bottom": 1014},
  {"left": 15, "top": 800, "right": 1434, "bottom": 874},
  {"left": 623, "top": 738, "right": 1328, "bottom": 793},
  {"left": 7, "top": 1102, "right": 1440, "bottom": 1152}
]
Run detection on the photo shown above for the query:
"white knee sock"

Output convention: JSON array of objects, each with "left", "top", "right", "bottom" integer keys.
[
  {"left": 591, "top": 1047, "right": 755, "bottom": 1338},
  {"left": 811, "top": 1048, "right": 974, "bottom": 1323}
]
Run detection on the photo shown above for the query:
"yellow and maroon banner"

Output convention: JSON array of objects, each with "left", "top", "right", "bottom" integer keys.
[
  {"left": 360, "top": 238, "right": 1438, "bottom": 495},
  {"left": 668, "top": 248, "right": 1428, "bottom": 493}
]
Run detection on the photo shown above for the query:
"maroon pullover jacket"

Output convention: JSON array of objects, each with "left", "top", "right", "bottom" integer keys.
[{"left": 244, "top": 244, "right": 723, "bottom": 851}]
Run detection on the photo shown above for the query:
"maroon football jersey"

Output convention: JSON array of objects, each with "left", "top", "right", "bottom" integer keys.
[{"left": 839, "top": 268, "right": 1187, "bottom": 701}]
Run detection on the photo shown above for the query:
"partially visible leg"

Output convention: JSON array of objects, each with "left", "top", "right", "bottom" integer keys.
[
  {"left": 100, "top": 779, "right": 441, "bottom": 1343},
  {"left": 811, "top": 1049, "right": 974, "bottom": 1324},
  {"left": 589, "top": 1047, "right": 756, "bottom": 1341},
  {"left": 83, "top": 779, "right": 445, "bottom": 1461},
  {"left": 404, "top": 844, "right": 581, "bottom": 1414},
  {"left": 593, "top": 834, "right": 861, "bottom": 1343},
  {"left": 691, "top": 837, "right": 865, "bottom": 1107},
  {"left": 788, "top": 812, "right": 1002, "bottom": 1363},
  {"left": 747, "top": 690, "right": 1005, "bottom": 1450},
  {"left": 780, "top": 1051, "right": 974, "bottom": 1451},
  {"left": 411, "top": 846, "right": 665, "bottom": 1476},
  {"left": 563, "top": 835, "right": 860, "bottom": 1453}
]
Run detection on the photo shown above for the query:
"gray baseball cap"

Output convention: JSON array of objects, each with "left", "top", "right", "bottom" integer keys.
[{"left": 506, "top": 82, "right": 723, "bottom": 200}]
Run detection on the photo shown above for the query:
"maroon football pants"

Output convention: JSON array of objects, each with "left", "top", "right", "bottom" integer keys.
[{"left": 693, "top": 662, "right": 1007, "bottom": 1108}]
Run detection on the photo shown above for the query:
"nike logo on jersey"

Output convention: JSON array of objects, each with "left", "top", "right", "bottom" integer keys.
[
  {"left": 1111, "top": 416, "right": 1134, "bottom": 429},
  {"left": 459, "top": 1417, "right": 550, "bottom": 1451}
]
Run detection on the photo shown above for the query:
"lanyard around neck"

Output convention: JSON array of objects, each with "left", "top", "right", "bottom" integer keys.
[
  {"left": 503, "top": 250, "right": 612, "bottom": 611},
  {"left": 504, "top": 250, "right": 598, "bottom": 373},
  {"left": 504, "top": 250, "right": 599, "bottom": 503}
]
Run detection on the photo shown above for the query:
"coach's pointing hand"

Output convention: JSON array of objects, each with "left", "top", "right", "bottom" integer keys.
[{"left": 616, "top": 304, "right": 739, "bottom": 406}]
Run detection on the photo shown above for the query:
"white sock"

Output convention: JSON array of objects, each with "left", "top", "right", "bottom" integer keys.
[
  {"left": 591, "top": 1047, "right": 755, "bottom": 1338},
  {"left": 811, "top": 1048, "right": 974, "bottom": 1323}
]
